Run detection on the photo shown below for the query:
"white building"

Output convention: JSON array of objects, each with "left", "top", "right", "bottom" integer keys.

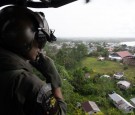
[
  {"left": 113, "top": 72, "right": 124, "bottom": 79},
  {"left": 117, "top": 81, "right": 131, "bottom": 90},
  {"left": 108, "top": 55, "right": 122, "bottom": 61},
  {"left": 109, "top": 92, "right": 134, "bottom": 113},
  {"left": 130, "top": 98, "right": 135, "bottom": 107},
  {"left": 100, "top": 74, "right": 110, "bottom": 78},
  {"left": 97, "top": 56, "right": 105, "bottom": 61}
]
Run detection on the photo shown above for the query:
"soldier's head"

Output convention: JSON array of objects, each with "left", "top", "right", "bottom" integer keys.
[{"left": 0, "top": 5, "right": 53, "bottom": 60}]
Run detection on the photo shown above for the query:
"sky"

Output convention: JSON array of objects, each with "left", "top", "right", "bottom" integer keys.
[
  {"left": 30, "top": 0, "right": 135, "bottom": 39},
  {"left": 1, "top": 0, "right": 135, "bottom": 40}
]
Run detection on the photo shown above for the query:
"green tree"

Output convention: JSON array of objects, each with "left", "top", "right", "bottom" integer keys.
[
  {"left": 71, "top": 68, "right": 85, "bottom": 92},
  {"left": 75, "top": 43, "right": 88, "bottom": 61}
]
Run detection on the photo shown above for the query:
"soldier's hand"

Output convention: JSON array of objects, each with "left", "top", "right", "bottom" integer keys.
[{"left": 30, "top": 53, "right": 62, "bottom": 89}]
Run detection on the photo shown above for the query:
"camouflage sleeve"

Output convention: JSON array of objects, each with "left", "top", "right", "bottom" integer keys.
[
  {"left": 30, "top": 54, "right": 62, "bottom": 89},
  {"left": 14, "top": 71, "right": 45, "bottom": 115},
  {"left": 41, "top": 55, "right": 62, "bottom": 89},
  {"left": 57, "top": 98, "right": 67, "bottom": 115},
  {"left": 37, "top": 83, "right": 67, "bottom": 115}
]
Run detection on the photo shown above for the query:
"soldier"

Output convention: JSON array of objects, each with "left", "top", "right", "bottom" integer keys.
[{"left": 0, "top": 5, "right": 66, "bottom": 115}]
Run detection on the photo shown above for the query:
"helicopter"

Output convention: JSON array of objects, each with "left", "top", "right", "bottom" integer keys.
[{"left": 0, "top": 0, "right": 90, "bottom": 8}]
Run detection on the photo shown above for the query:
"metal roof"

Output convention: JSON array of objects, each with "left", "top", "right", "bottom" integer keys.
[
  {"left": 109, "top": 93, "right": 134, "bottom": 108},
  {"left": 116, "top": 51, "right": 132, "bottom": 58},
  {"left": 117, "top": 81, "right": 130, "bottom": 87},
  {"left": 100, "top": 74, "right": 110, "bottom": 78},
  {"left": 81, "top": 101, "right": 100, "bottom": 112},
  {"left": 130, "top": 98, "right": 135, "bottom": 104}
]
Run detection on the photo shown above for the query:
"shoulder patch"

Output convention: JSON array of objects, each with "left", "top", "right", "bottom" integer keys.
[{"left": 37, "top": 83, "right": 52, "bottom": 103}]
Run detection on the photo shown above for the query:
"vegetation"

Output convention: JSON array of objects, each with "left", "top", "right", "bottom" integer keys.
[{"left": 42, "top": 41, "right": 135, "bottom": 114}]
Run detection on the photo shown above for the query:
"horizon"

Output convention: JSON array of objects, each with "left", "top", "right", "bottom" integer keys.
[{"left": 57, "top": 37, "right": 135, "bottom": 41}]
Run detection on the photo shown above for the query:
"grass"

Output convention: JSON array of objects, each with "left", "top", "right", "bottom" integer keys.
[
  {"left": 81, "top": 57, "right": 123, "bottom": 73},
  {"left": 81, "top": 57, "right": 135, "bottom": 82}
]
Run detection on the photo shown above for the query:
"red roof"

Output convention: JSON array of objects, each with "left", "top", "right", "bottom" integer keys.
[{"left": 116, "top": 51, "right": 132, "bottom": 58}]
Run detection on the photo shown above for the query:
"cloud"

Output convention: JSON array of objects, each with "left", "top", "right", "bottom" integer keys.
[{"left": 35, "top": 0, "right": 135, "bottom": 38}]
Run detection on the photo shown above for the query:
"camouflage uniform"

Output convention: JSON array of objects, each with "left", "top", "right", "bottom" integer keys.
[{"left": 0, "top": 47, "right": 66, "bottom": 115}]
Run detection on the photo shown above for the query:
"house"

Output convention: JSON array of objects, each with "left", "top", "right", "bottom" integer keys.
[
  {"left": 81, "top": 101, "right": 100, "bottom": 115},
  {"left": 108, "top": 54, "right": 122, "bottom": 61},
  {"left": 130, "top": 98, "right": 135, "bottom": 107},
  {"left": 97, "top": 56, "right": 105, "bottom": 61},
  {"left": 117, "top": 81, "right": 131, "bottom": 90},
  {"left": 108, "top": 92, "right": 134, "bottom": 113},
  {"left": 116, "top": 51, "right": 132, "bottom": 59},
  {"left": 100, "top": 74, "right": 110, "bottom": 78},
  {"left": 109, "top": 51, "right": 132, "bottom": 61},
  {"left": 113, "top": 72, "right": 124, "bottom": 79},
  {"left": 123, "top": 56, "right": 135, "bottom": 66},
  {"left": 85, "top": 73, "right": 90, "bottom": 78}
]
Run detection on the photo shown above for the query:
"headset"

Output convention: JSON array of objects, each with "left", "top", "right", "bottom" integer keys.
[{"left": 0, "top": 5, "right": 56, "bottom": 55}]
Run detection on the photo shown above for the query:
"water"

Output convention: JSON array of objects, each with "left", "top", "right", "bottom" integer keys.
[{"left": 120, "top": 41, "right": 135, "bottom": 46}]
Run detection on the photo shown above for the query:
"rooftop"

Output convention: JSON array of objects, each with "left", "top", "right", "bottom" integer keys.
[
  {"left": 116, "top": 51, "right": 132, "bottom": 58},
  {"left": 117, "top": 81, "right": 130, "bottom": 87},
  {"left": 81, "top": 101, "right": 100, "bottom": 112},
  {"left": 109, "top": 93, "right": 134, "bottom": 108}
]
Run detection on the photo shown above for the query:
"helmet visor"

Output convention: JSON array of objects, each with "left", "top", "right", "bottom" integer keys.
[{"left": 35, "top": 28, "right": 49, "bottom": 49}]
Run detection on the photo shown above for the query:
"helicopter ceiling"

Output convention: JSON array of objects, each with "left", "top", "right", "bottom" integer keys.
[{"left": 0, "top": 0, "right": 90, "bottom": 8}]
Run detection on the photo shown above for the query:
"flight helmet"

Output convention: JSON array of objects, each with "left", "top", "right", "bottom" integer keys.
[{"left": 0, "top": 5, "right": 55, "bottom": 57}]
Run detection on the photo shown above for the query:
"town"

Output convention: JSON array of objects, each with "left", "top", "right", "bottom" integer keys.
[{"left": 42, "top": 38, "right": 135, "bottom": 115}]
